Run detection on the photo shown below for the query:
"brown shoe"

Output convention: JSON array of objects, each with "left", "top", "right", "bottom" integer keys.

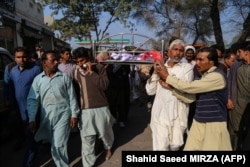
[{"left": 105, "top": 149, "right": 112, "bottom": 160}]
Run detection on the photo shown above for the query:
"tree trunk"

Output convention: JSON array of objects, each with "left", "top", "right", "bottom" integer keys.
[
  {"left": 210, "top": 0, "right": 224, "bottom": 50},
  {"left": 192, "top": 34, "right": 199, "bottom": 45},
  {"left": 238, "top": 12, "right": 250, "bottom": 43}
]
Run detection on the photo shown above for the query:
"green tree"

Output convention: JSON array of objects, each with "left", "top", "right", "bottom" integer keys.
[
  {"left": 229, "top": 0, "right": 250, "bottom": 42},
  {"left": 130, "top": 0, "right": 215, "bottom": 44},
  {"left": 39, "top": 0, "right": 136, "bottom": 46},
  {"left": 130, "top": 0, "right": 250, "bottom": 47},
  {"left": 181, "top": 0, "right": 213, "bottom": 45}
]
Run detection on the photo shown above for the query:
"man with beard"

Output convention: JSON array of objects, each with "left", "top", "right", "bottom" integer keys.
[
  {"left": 183, "top": 45, "right": 196, "bottom": 66},
  {"left": 155, "top": 47, "right": 232, "bottom": 150},
  {"left": 27, "top": 50, "right": 80, "bottom": 166},
  {"left": 146, "top": 39, "right": 194, "bottom": 151}
]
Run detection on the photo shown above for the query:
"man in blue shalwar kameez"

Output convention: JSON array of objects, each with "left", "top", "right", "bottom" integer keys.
[
  {"left": 27, "top": 50, "right": 80, "bottom": 167},
  {"left": 8, "top": 47, "right": 42, "bottom": 167}
]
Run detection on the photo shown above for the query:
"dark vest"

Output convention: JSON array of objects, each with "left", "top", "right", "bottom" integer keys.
[{"left": 194, "top": 67, "right": 228, "bottom": 122}]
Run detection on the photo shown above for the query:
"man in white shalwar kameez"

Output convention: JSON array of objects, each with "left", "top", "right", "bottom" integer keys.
[{"left": 146, "top": 39, "right": 194, "bottom": 151}]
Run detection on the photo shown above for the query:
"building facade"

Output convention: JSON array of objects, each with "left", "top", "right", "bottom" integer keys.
[{"left": 0, "top": 0, "right": 69, "bottom": 54}]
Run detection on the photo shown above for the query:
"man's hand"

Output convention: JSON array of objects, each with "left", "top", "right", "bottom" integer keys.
[
  {"left": 86, "top": 62, "right": 93, "bottom": 74},
  {"left": 29, "top": 122, "right": 36, "bottom": 134},
  {"left": 70, "top": 117, "right": 78, "bottom": 128},
  {"left": 159, "top": 79, "right": 173, "bottom": 90},
  {"left": 154, "top": 61, "right": 169, "bottom": 80},
  {"left": 227, "top": 99, "right": 234, "bottom": 110}
]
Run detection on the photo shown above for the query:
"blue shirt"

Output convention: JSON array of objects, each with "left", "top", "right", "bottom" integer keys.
[
  {"left": 27, "top": 71, "right": 80, "bottom": 144},
  {"left": 27, "top": 71, "right": 80, "bottom": 122},
  {"left": 10, "top": 63, "right": 41, "bottom": 121}
]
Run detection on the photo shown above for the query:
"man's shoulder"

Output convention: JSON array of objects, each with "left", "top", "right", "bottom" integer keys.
[
  {"left": 56, "top": 71, "right": 73, "bottom": 83},
  {"left": 56, "top": 71, "right": 70, "bottom": 78},
  {"left": 33, "top": 64, "right": 42, "bottom": 69},
  {"left": 30, "top": 64, "right": 42, "bottom": 74},
  {"left": 58, "top": 63, "right": 65, "bottom": 67},
  {"left": 236, "top": 64, "right": 249, "bottom": 76},
  {"left": 94, "top": 63, "right": 106, "bottom": 72},
  {"left": 26, "top": 62, "right": 41, "bottom": 69},
  {"left": 179, "top": 62, "right": 194, "bottom": 70},
  {"left": 231, "top": 60, "right": 242, "bottom": 69},
  {"left": 207, "top": 67, "right": 226, "bottom": 80},
  {"left": 9, "top": 64, "right": 19, "bottom": 74},
  {"left": 7, "top": 62, "right": 17, "bottom": 71},
  {"left": 214, "top": 66, "right": 226, "bottom": 76},
  {"left": 34, "top": 71, "right": 44, "bottom": 78}
]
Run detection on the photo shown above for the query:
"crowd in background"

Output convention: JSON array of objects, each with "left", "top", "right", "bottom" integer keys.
[{"left": 2, "top": 38, "right": 250, "bottom": 166}]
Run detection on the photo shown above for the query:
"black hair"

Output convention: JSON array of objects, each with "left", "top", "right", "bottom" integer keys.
[
  {"left": 31, "top": 52, "right": 38, "bottom": 60},
  {"left": 224, "top": 49, "right": 236, "bottom": 59},
  {"left": 229, "top": 42, "right": 239, "bottom": 54},
  {"left": 60, "top": 47, "right": 71, "bottom": 54},
  {"left": 244, "top": 44, "right": 250, "bottom": 51},
  {"left": 237, "top": 41, "right": 250, "bottom": 50},
  {"left": 14, "top": 46, "right": 27, "bottom": 55},
  {"left": 196, "top": 47, "right": 219, "bottom": 66},
  {"left": 72, "top": 47, "right": 91, "bottom": 60},
  {"left": 210, "top": 44, "right": 225, "bottom": 54},
  {"left": 41, "top": 50, "right": 58, "bottom": 63}
]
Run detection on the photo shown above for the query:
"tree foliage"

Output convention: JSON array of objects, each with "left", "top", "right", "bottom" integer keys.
[
  {"left": 228, "top": 0, "right": 250, "bottom": 42},
  {"left": 39, "top": 0, "right": 250, "bottom": 48},
  {"left": 131, "top": 0, "right": 250, "bottom": 46},
  {"left": 130, "top": 0, "right": 216, "bottom": 44},
  {"left": 39, "top": 0, "right": 135, "bottom": 43}
]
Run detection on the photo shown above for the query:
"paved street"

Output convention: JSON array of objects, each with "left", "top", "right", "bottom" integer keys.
[{"left": 0, "top": 102, "right": 152, "bottom": 167}]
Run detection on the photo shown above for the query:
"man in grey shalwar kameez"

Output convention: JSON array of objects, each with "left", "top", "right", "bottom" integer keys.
[{"left": 27, "top": 50, "right": 80, "bottom": 167}]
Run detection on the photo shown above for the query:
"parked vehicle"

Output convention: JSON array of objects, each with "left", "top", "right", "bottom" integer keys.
[{"left": 0, "top": 47, "right": 14, "bottom": 141}]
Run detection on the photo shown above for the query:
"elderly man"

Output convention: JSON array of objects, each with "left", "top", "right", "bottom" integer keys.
[
  {"left": 146, "top": 39, "right": 194, "bottom": 151},
  {"left": 27, "top": 50, "right": 80, "bottom": 166},
  {"left": 155, "top": 47, "right": 232, "bottom": 150}
]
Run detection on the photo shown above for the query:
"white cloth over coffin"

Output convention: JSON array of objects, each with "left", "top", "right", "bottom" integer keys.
[{"left": 110, "top": 52, "right": 154, "bottom": 61}]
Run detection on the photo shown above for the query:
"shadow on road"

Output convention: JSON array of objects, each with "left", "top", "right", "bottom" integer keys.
[
  {"left": 94, "top": 102, "right": 151, "bottom": 166},
  {"left": 0, "top": 102, "right": 151, "bottom": 167}
]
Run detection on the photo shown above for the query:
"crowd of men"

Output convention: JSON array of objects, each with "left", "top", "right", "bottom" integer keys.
[
  {"left": 2, "top": 38, "right": 250, "bottom": 166},
  {"left": 3, "top": 46, "right": 113, "bottom": 167}
]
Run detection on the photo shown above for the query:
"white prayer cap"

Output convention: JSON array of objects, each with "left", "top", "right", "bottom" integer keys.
[{"left": 185, "top": 45, "right": 196, "bottom": 53}]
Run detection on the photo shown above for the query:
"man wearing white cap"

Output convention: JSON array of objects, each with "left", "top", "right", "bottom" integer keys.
[
  {"left": 146, "top": 39, "right": 195, "bottom": 151},
  {"left": 183, "top": 45, "right": 196, "bottom": 66}
]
